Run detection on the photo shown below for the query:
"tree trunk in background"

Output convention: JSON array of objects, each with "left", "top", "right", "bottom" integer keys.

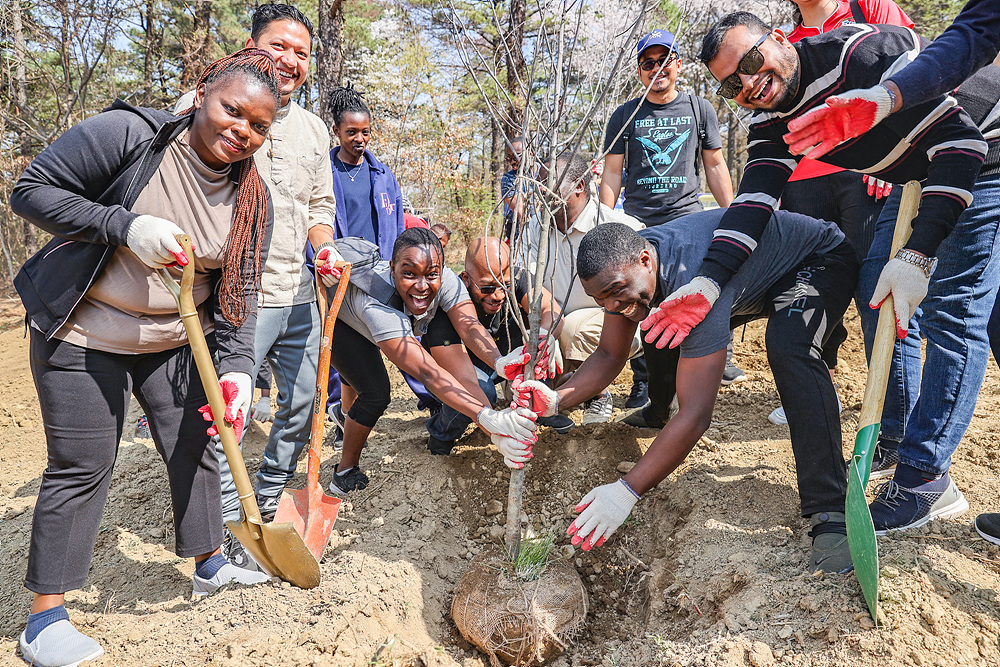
[
  {"left": 504, "top": 0, "right": 527, "bottom": 133},
  {"left": 178, "top": 1, "right": 212, "bottom": 91},
  {"left": 11, "top": 0, "right": 35, "bottom": 254},
  {"left": 491, "top": 115, "right": 504, "bottom": 201},
  {"left": 316, "top": 0, "right": 345, "bottom": 127},
  {"left": 727, "top": 110, "right": 739, "bottom": 188},
  {"left": 141, "top": 0, "right": 160, "bottom": 106}
]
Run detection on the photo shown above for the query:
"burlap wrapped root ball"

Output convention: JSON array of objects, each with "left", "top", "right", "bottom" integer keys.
[{"left": 451, "top": 551, "right": 588, "bottom": 666}]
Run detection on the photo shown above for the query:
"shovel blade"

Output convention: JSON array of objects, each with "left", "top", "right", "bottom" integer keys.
[
  {"left": 847, "top": 458, "right": 879, "bottom": 624},
  {"left": 274, "top": 485, "right": 342, "bottom": 562},
  {"left": 226, "top": 518, "right": 321, "bottom": 589}
]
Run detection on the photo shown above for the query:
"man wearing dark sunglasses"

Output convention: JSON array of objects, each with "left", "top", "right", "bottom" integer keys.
[
  {"left": 599, "top": 29, "right": 737, "bottom": 411},
  {"left": 645, "top": 11, "right": 1000, "bottom": 536}
]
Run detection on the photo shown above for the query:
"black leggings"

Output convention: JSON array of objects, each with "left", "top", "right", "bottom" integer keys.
[
  {"left": 328, "top": 322, "right": 391, "bottom": 428},
  {"left": 26, "top": 329, "right": 223, "bottom": 595}
]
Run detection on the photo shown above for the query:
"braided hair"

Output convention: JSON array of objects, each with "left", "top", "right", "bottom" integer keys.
[
  {"left": 182, "top": 48, "right": 279, "bottom": 325},
  {"left": 328, "top": 84, "right": 371, "bottom": 127}
]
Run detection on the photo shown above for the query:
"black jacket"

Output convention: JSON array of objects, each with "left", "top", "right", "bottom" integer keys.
[{"left": 12, "top": 100, "right": 272, "bottom": 376}]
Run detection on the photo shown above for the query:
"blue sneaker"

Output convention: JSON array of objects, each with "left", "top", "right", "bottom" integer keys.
[
  {"left": 869, "top": 439, "right": 899, "bottom": 480},
  {"left": 870, "top": 473, "right": 969, "bottom": 535}
]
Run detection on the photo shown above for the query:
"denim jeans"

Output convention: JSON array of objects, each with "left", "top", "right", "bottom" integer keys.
[
  {"left": 219, "top": 302, "right": 321, "bottom": 521},
  {"left": 857, "top": 171, "right": 1000, "bottom": 475},
  {"left": 426, "top": 364, "right": 498, "bottom": 443}
]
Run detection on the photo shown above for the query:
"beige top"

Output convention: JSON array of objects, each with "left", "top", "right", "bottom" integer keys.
[
  {"left": 56, "top": 131, "right": 235, "bottom": 353},
  {"left": 528, "top": 198, "right": 644, "bottom": 314},
  {"left": 175, "top": 94, "right": 336, "bottom": 306}
]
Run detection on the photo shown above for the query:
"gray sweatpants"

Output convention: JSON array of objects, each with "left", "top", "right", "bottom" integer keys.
[{"left": 26, "top": 329, "right": 223, "bottom": 595}]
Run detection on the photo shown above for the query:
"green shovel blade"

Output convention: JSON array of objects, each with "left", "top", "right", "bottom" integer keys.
[{"left": 847, "top": 422, "right": 881, "bottom": 623}]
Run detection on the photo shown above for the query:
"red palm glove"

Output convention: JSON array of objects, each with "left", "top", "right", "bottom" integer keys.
[
  {"left": 494, "top": 349, "right": 531, "bottom": 381},
  {"left": 198, "top": 372, "right": 252, "bottom": 437},
  {"left": 511, "top": 377, "right": 559, "bottom": 417},
  {"left": 783, "top": 85, "right": 894, "bottom": 159},
  {"left": 534, "top": 328, "right": 563, "bottom": 380},
  {"left": 315, "top": 244, "right": 343, "bottom": 288},
  {"left": 862, "top": 174, "right": 893, "bottom": 200},
  {"left": 640, "top": 276, "right": 719, "bottom": 349}
]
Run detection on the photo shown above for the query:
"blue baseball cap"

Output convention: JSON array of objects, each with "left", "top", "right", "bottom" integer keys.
[{"left": 637, "top": 29, "right": 678, "bottom": 60}]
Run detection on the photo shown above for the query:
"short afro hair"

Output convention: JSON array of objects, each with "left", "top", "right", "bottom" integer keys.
[
  {"left": 577, "top": 223, "right": 648, "bottom": 281},
  {"left": 392, "top": 226, "right": 444, "bottom": 264}
]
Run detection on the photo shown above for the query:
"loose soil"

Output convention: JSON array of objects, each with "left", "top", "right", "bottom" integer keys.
[{"left": 1, "top": 296, "right": 999, "bottom": 667}]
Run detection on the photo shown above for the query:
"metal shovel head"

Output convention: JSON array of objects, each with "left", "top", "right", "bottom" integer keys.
[
  {"left": 226, "top": 518, "right": 321, "bottom": 589},
  {"left": 847, "top": 452, "right": 879, "bottom": 623},
  {"left": 274, "top": 485, "right": 342, "bottom": 561}
]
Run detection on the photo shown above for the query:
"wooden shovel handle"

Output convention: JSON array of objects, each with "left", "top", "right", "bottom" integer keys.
[{"left": 857, "top": 181, "right": 921, "bottom": 429}]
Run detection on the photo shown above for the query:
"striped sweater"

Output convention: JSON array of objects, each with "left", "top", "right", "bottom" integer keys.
[{"left": 699, "top": 23, "right": 988, "bottom": 289}]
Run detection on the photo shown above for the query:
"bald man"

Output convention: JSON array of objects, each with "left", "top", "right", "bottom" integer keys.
[{"left": 421, "top": 237, "right": 566, "bottom": 453}]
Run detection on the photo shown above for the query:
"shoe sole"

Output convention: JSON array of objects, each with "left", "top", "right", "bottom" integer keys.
[
  {"left": 975, "top": 521, "right": 1000, "bottom": 547},
  {"left": 20, "top": 633, "right": 104, "bottom": 667},
  {"left": 875, "top": 493, "right": 970, "bottom": 536},
  {"left": 582, "top": 413, "right": 612, "bottom": 425},
  {"left": 624, "top": 398, "right": 651, "bottom": 410},
  {"left": 720, "top": 374, "right": 747, "bottom": 386},
  {"left": 868, "top": 465, "right": 896, "bottom": 481}
]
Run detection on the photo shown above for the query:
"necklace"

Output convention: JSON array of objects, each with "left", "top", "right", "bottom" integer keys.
[{"left": 337, "top": 155, "right": 364, "bottom": 182}]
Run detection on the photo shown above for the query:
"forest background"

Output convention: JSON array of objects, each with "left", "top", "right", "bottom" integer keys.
[{"left": 0, "top": 0, "right": 967, "bottom": 281}]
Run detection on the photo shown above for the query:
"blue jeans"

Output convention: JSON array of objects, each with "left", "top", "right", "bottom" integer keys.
[
  {"left": 219, "top": 302, "right": 321, "bottom": 521},
  {"left": 426, "top": 365, "right": 497, "bottom": 443},
  {"left": 857, "top": 171, "right": 1000, "bottom": 475}
]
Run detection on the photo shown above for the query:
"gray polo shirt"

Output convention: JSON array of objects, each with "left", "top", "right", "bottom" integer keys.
[{"left": 337, "top": 263, "right": 470, "bottom": 344}]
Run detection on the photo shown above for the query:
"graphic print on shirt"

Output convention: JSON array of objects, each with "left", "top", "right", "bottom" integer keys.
[
  {"left": 380, "top": 192, "right": 395, "bottom": 215},
  {"left": 633, "top": 114, "right": 693, "bottom": 194}
]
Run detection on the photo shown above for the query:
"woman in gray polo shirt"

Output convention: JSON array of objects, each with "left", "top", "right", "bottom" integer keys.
[{"left": 327, "top": 228, "right": 537, "bottom": 494}]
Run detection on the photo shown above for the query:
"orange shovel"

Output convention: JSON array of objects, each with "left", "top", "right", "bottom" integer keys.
[{"left": 273, "top": 259, "right": 351, "bottom": 560}]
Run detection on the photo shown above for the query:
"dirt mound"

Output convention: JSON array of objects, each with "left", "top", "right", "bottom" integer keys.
[{"left": 1, "top": 304, "right": 999, "bottom": 667}]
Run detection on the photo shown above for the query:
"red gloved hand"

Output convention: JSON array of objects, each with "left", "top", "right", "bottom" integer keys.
[
  {"left": 315, "top": 244, "right": 344, "bottom": 288},
  {"left": 783, "top": 85, "right": 894, "bottom": 159},
  {"left": 198, "top": 372, "right": 252, "bottom": 437},
  {"left": 640, "top": 276, "right": 719, "bottom": 349},
  {"left": 567, "top": 479, "right": 639, "bottom": 551},
  {"left": 511, "top": 377, "right": 559, "bottom": 417},
  {"left": 533, "top": 328, "right": 563, "bottom": 380},
  {"left": 862, "top": 174, "right": 893, "bottom": 200},
  {"left": 494, "top": 349, "right": 531, "bottom": 381}
]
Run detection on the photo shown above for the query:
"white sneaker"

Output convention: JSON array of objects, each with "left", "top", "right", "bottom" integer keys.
[
  {"left": 582, "top": 390, "right": 613, "bottom": 425},
  {"left": 768, "top": 395, "right": 842, "bottom": 426},
  {"left": 193, "top": 561, "right": 270, "bottom": 597},
  {"left": 20, "top": 619, "right": 104, "bottom": 667}
]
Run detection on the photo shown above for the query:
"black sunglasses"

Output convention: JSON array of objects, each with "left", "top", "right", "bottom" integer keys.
[
  {"left": 716, "top": 33, "right": 768, "bottom": 99},
  {"left": 475, "top": 283, "right": 507, "bottom": 295},
  {"left": 639, "top": 52, "right": 678, "bottom": 72}
]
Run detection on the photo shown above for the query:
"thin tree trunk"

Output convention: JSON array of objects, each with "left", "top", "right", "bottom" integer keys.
[
  {"left": 316, "top": 0, "right": 345, "bottom": 127},
  {"left": 179, "top": 1, "right": 212, "bottom": 91},
  {"left": 11, "top": 0, "right": 36, "bottom": 255},
  {"left": 504, "top": 0, "right": 527, "bottom": 132},
  {"left": 727, "top": 111, "right": 738, "bottom": 187},
  {"left": 141, "top": 0, "right": 159, "bottom": 106}
]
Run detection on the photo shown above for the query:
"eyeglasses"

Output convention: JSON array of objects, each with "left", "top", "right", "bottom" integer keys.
[
  {"left": 639, "top": 53, "right": 678, "bottom": 72},
  {"left": 715, "top": 33, "right": 768, "bottom": 99},
  {"left": 474, "top": 283, "right": 507, "bottom": 295}
]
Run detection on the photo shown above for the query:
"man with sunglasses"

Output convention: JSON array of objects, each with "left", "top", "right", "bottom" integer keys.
[
  {"left": 600, "top": 29, "right": 737, "bottom": 412},
  {"left": 421, "top": 236, "right": 566, "bottom": 451},
  {"left": 645, "top": 11, "right": 1000, "bottom": 535}
]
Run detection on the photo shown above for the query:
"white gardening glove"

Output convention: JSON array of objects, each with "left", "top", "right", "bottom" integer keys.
[
  {"left": 640, "top": 276, "right": 720, "bottom": 349},
  {"left": 511, "top": 378, "right": 559, "bottom": 418},
  {"left": 862, "top": 174, "right": 893, "bottom": 200},
  {"left": 315, "top": 242, "right": 345, "bottom": 288},
  {"left": 784, "top": 85, "right": 894, "bottom": 159},
  {"left": 869, "top": 257, "right": 929, "bottom": 339},
  {"left": 126, "top": 214, "right": 189, "bottom": 269},
  {"left": 477, "top": 405, "right": 537, "bottom": 442},
  {"left": 494, "top": 349, "right": 531, "bottom": 381},
  {"left": 197, "top": 372, "right": 253, "bottom": 437},
  {"left": 492, "top": 433, "right": 533, "bottom": 469},
  {"left": 536, "top": 328, "right": 563, "bottom": 380},
  {"left": 250, "top": 396, "right": 273, "bottom": 423},
  {"left": 567, "top": 479, "right": 640, "bottom": 551}
]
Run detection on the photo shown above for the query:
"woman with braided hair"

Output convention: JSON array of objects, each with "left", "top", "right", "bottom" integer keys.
[{"left": 11, "top": 48, "right": 279, "bottom": 667}]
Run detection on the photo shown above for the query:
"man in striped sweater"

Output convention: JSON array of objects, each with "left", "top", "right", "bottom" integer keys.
[{"left": 642, "top": 12, "right": 1000, "bottom": 535}]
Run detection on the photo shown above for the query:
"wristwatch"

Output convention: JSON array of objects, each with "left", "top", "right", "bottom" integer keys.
[{"left": 895, "top": 249, "right": 938, "bottom": 278}]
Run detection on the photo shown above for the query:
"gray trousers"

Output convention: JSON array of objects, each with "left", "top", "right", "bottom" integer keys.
[
  {"left": 218, "top": 302, "right": 320, "bottom": 521},
  {"left": 26, "top": 329, "right": 222, "bottom": 594}
]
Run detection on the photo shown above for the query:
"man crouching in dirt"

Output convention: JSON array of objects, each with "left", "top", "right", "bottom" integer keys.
[{"left": 512, "top": 210, "right": 858, "bottom": 573}]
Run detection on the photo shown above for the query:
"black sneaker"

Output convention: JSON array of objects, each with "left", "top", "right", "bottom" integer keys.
[
  {"left": 257, "top": 495, "right": 280, "bottom": 523},
  {"left": 327, "top": 402, "right": 346, "bottom": 452},
  {"left": 622, "top": 404, "right": 667, "bottom": 429},
  {"left": 808, "top": 512, "right": 853, "bottom": 574},
  {"left": 427, "top": 435, "right": 455, "bottom": 456},
  {"left": 221, "top": 527, "right": 262, "bottom": 572},
  {"left": 624, "top": 381, "right": 649, "bottom": 409},
  {"left": 869, "top": 439, "right": 900, "bottom": 480},
  {"left": 721, "top": 360, "right": 747, "bottom": 386},
  {"left": 869, "top": 473, "right": 969, "bottom": 535},
  {"left": 974, "top": 513, "right": 1000, "bottom": 546},
  {"left": 327, "top": 465, "right": 370, "bottom": 495},
  {"left": 537, "top": 413, "right": 574, "bottom": 433}
]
